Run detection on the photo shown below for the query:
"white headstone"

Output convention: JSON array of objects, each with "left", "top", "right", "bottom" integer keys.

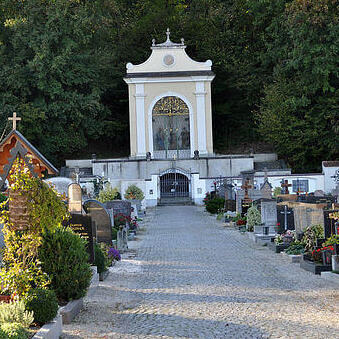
[
  {"left": 260, "top": 200, "right": 277, "bottom": 234},
  {"left": 68, "top": 183, "right": 82, "bottom": 214}
]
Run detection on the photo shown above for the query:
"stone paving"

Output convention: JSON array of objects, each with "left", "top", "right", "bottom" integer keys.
[{"left": 62, "top": 206, "right": 339, "bottom": 339}]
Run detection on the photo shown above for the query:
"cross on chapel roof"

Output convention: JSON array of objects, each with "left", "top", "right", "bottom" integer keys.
[
  {"left": 8, "top": 112, "right": 21, "bottom": 130},
  {"left": 152, "top": 28, "right": 185, "bottom": 49}
]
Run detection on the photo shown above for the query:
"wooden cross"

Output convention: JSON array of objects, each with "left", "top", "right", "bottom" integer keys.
[
  {"left": 280, "top": 179, "right": 292, "bottom": 194},
  {"left": 241, "top": 179, "right": 252, "bottom": 202},
  {"left": 8, "top": 112, "right": 21, "bottom": 130}
]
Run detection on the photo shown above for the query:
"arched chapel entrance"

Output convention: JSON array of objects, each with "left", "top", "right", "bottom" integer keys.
[
  {"left": 152, "top": 96, "right": 190, "bottom": 159},
  {"left": 160, "top": 170, "right": 190, "bottom": 200}
]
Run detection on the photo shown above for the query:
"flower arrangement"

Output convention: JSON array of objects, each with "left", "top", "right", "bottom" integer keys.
[
  {"left": 236, "top": 219, "right": 246, "bottom": 226},
  {"left": 124, "top": 185, "right": 144, "bottom": 200},
  {"left": 275, "top": 230, "right": 295, "bottom": 244},
  {"left": 108, "top": 248, "right": 121, "bottom": 261}
]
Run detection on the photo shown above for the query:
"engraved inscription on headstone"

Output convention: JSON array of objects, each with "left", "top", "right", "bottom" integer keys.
[
  {"left": 68, "top": 183, "right": 82, "bottom": 214},
  {"left": 67, "top": 214, "right": 95, "bottom": 263}
]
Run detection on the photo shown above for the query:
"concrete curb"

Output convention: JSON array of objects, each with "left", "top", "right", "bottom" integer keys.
[
  {"left": 32, "top": 313, "right": 62, "bottom": 339},
  {"left": 60, "top": 298, "right": 84, "bottom": 325},
  {"left": 321, "top": 271, "right": 339, "bottom": 284}
]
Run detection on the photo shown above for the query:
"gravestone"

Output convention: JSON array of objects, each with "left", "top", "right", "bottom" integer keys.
[
  {"left": 66, "top": 214, "right": 95, "bottom": 263},
  {"left": 104, "top": 200, "right": 131, "bottom": 218},
  {"left": 293, "top": 205, "right": 324, "bottom": 235},
  {"left": 277, "top": 205, "right": 294, "bottom": 233},
  {"left": 256, "top": 199, "right": 277, "bottom": 235},
  {"left": 117, "top": 225, "right": 128, "bottom": 252},
  {"left": 131, "top": 204, "right": 138, "bottom": 219},
  {"left": 68, "top": 183, "right": 82, "bottom": 214},
  {"left": 83, "top": 200, "right": 112, "bottom": 245},
  {"left": 128, "top": 199, "right": 142, "bottom": 214},
  {"left": 323, "top": 210, "right": 339, "bottom": 239}
]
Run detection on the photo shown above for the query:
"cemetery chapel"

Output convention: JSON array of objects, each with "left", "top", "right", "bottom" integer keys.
[{"left": 65, "top": 30, "right": 333, "bottom": 206}]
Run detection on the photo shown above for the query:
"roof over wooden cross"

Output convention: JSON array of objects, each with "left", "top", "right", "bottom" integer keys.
[{"left": 0, "top": 114, "right": 58, "bottom": 189}]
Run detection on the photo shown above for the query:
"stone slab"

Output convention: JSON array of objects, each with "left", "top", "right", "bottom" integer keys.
[
  {"left": 60, "top": 298, "right": 83, "bottom": 325},
  {"left": 32, "top": 313, "right": 62, "bottom": 339},
  {"left": 268, "top": 242, "right": 289, "bottom": 253},
  {"left": 87, "top": 266, "right": 99, "bottom": 297},
  {"left": 99, "top": 270, "right": 109, "bottom": 282},
  {"left": 300, "top": 259, "right": 332, "bottom": 275},
  {"left": 321, "top": 271, "right": 339, "bottom": 285}
]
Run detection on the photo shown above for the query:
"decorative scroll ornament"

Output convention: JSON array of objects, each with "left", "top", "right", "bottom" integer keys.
[{"left": 152, "top": 96, "right": 189, "bottom": 117}]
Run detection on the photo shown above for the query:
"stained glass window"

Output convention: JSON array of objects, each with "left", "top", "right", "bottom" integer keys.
[{"left": 152, "top": 96, "right": 190, "bottom": 151}]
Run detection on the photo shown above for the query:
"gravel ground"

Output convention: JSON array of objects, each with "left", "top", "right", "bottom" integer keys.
[{"left": 62, "top": 206, "right": 339, "bottom": 339}]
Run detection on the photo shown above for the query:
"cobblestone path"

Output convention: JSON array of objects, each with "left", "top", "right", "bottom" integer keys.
[{"left": 63, "top": 206, "right": 339, "bottom": 339}]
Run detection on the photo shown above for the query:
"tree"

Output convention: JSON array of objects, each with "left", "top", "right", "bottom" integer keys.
[{"left": 257, "top": 0, "right": 339, "bottom": 172}]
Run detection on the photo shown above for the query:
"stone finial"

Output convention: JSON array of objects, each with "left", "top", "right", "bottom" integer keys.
[
  {"left": 181, "top": 38, "right": 185, "bottom": 45},
  {"left": 166, "top": 28, "right": 170, "bottom": 41},
  {"left": 152, "top": 38, "right": 156, "bottom": 46}
]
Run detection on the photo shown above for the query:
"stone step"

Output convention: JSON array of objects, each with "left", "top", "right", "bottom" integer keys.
[{"left": 158, "top": 198, "right": 194, "bottom": 206}]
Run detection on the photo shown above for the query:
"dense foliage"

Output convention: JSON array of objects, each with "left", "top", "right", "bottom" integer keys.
[
  {"left": 0, "top": 300, "right": 33, "bottom": 328},
  {"left": 39, "top": 228, "right": 92, "bottom": 302},
  {"left": 205, "top": 197, "right": 225, "bottom": 214},
  {"left": 24, "top": 288, "right": 58, "bottom": 325},
  {"left": 246, "top": 205, "right": 261, "bottom": 231},
  {"left": 124, "top": 185, "right": 145, "bottom": 200},
  {"left": 0, "top": 0, "right": 337, "bottom": 171},
  {"left": 98, "top": 184, "right": 121, "bottom": 203}
]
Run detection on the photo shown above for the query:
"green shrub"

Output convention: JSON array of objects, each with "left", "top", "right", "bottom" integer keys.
[
  {"left": 98, "top": 183, "right": 121, "bottom": 203},
  {"left": 0, "top": 300, "right": 33, "bottom": 328},
  {"left": 285, "top": 241, "right": 305, "bottom": 255},
  {"left": 124, "top": 185, "right": 144, "bottom": 200},
  {"left": 39, "top": 228, "right": 92, "bottom": 302},
  {"left": 324, "top": 234, "right": 339, "bottom": 247},
  {"left": 24, "top": 289, "right": 58, "bottom": 325},
  {"left": 302, "top": 224, "right": 324, "bottom": 253},
  {"left": 205, "top": 198, "right": 225, "bottom": 214},
  {"left": 94, "top": 243, "right": 108, "bottom": 274},
  {"left": 0, "top": 322, "right": 28, "bottom": 339},
  {"left": 246, "top": 205, "right": 261, "bottom": 232}
]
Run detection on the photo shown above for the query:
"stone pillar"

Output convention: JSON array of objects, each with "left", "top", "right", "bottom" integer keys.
[
  {"left": 135, "top": 83, "right": 146, "bottom": 157},
  {"left": 195, "top": 82, "right": 207, "bottom": 155}
]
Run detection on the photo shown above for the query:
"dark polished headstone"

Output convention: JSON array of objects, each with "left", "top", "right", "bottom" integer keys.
[
  {"left": 66, "top": 214, "right": 95, "bottom": 263},
  {"left": 104, "top": 200, "right": 131, "bottom": 217},
  {"left": 277, "top": 205, "right": 295, "bottom": 233},
  {"left": 83, "top": 200, "right": 112, "bottom": 245}
]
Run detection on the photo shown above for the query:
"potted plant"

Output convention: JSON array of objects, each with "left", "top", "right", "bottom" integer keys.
[{"left": 124, "top": 185, "right": 145, "bottom": 213}]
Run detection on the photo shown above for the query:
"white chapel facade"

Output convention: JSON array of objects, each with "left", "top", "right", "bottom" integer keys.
[
  {"left": 124, "top": 29, "right": 214, "bottom": 160},
  {"left": 66, "top": 30, "right": 315, "bottom": 206}
]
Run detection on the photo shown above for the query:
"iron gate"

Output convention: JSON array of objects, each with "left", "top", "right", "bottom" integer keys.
[{"left": 160, "top": 171, "right": 189, "bottom": 198}]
